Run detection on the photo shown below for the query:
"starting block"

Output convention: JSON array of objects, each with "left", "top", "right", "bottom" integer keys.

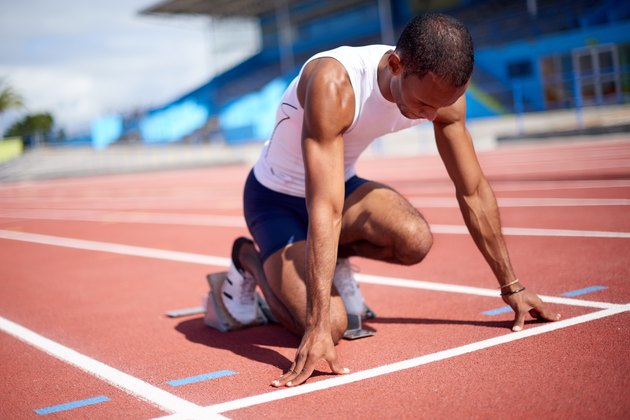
[
  {"left": 343, "top": 313, "right": 374, "bottom": 340},
  {"left": 166, "top": 306, "right": 204, "bottom": 318}
]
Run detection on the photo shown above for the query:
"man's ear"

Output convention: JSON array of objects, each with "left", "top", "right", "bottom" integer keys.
[{"left": 388, "top": 52, "right": 404, "bottom": 76}]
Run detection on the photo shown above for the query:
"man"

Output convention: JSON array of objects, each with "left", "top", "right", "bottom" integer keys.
[{"left": 206, "top": 13, "right": 561, "bottom": 387}]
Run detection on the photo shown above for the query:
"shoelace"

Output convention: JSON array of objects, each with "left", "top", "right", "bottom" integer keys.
[{"left": 238, "top": 271, "right": 256, "bottom": 305}]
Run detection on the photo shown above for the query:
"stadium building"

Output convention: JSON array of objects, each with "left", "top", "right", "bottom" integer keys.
[{"left": 90, "top": 0, "right": 630, "bottom": 148}]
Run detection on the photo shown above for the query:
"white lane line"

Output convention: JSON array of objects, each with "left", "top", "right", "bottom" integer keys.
[
  {"left": 500, "top": 226, "right": 630, "bottom": 239},
  {"left": 355, "top": 274, "right": 620, "bottom": 309},
  {"left": 430, "top": 224, "right": 630, "bottom": 239},
  {"left": 0, "top": 229, "right": 231, "bottom": 267},
  {"left": 156, "top": 304, "right": 630, "bottom": 419},
  {"left": 0, "top": 316, "right": 209, "bottom": 416},
  {"left": 0, "top": 209, "right": 245, "bottom": 227},
  {"left": 2, "top": 209, "right": 630, "bottom": 239},
  {"left": 508, "top": 197, "right": 630, "bottom": 207},
  {"left": 0, "top": 198, "right": 243, "bottom": 211},
  {"left": 489, "top": 179, "right": 630, "bottom": 192},
  {"left": 394, "top": 179, "right": 630, "bottom": 194},
  {"left": 0, "top": 230, "right": 619, "bottom": 310},
  {"left": 409, "top": 197, "right": 630, "bottom": 208}
]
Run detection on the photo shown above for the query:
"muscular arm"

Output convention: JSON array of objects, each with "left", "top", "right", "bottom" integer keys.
[
  {"left": 300, "top": 58, "right": 353, "bottom": 331},
  {"left": 434, "top": 96, "right": 560, "bottom": 331},
  {"left": 433, "top": 97, "right": 515, "bottom": 285},
  {"left": 272, "top": 58, "right": 354, "bottom": 387}
]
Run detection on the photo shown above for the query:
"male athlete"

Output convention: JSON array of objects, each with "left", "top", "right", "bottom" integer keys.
[{"left": 205, "top": 13, "right": 561, "bottom": 387}]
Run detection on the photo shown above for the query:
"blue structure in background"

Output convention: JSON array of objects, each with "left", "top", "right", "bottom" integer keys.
[
  {"left": 219, "top": 77, "right": 290, "bottom": 144},
  {"left": 82, "top": 0, "right": 630, "bottom": 148},
  {"left": 139, "top": 100, "right": 209, "bottom": 143},
  {"left": 91, "top": 115, "right": 122, "bottom": 150},
  {"left": 473, "top": 20, "right": 630, "bottom": 113}
]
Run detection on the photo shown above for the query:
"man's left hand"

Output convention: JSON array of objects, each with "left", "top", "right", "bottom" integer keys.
[{"left": 502, "top": 287, "right": 561, "bottom": 332}]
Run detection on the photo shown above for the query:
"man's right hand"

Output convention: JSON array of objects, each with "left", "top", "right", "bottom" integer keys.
[{"left": 271, "top": 325, "right": 349, "bottom": 387}]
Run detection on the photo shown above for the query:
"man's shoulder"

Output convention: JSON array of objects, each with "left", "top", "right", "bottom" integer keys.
[{"left": 311, "top": 44, "right": 392, "bottom": 62}]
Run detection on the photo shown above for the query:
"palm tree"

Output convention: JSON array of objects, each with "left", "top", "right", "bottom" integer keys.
[{"left": 0, "top": 78, "right": 24, "bottom": 113}]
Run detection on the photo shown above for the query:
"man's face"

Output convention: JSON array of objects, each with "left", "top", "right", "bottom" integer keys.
[{"left": 390, "top": 70, "right": 468, "bottom": 121}]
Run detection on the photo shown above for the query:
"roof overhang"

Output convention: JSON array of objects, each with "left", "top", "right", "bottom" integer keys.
[{"left": 140, "top": 0, "right": 300, "bottom": 18}]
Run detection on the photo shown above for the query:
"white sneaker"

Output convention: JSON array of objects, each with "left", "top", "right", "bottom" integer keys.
[
  {"left": 333, "top": 258, "right": 375, "bottom": 319},
  {"left": 221, "top": 262, "right": 258, "bottom": 324},
  {"left": 204, "top": 269, "right": 269, "bottom": 332}
]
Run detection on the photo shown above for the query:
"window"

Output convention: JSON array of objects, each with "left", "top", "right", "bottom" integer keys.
[
  {"left": 541, "top": 54, "right": 572, "bottom": 109},
  {"left": 573, "top": 44, "right": 621, "bottom": 106},
  {"left": 507, "top": 60, "right": 533, "bottom": 78}
]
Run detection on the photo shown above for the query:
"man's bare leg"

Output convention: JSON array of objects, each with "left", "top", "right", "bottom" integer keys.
[
  {"left": 339, "top": 182, "right": 433, "bottom": 264},
  {"left": 235, "top": 238, "right": 348, "bottom": 343},
  {"left": 234, "top": 238, "right": 296, "bottom": 332}
]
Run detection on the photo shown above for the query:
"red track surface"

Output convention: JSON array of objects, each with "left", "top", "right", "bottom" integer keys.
[{"left": 1, "top": 137, "right": 629, "bottom": 419}]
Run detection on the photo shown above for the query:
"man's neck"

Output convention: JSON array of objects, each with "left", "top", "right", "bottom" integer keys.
[{"left": 377, "top": 51, "right": 394, "bottom": 103}]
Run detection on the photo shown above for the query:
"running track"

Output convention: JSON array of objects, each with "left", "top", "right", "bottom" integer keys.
[{"left": 1, "top": 137, "right": 629, "bottom": 419}]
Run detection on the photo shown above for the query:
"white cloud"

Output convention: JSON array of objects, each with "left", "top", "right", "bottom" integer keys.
[
  {"left": 0, "top": 0, "right": 260, "bottom": 135},
  {"left": 1, "top": 66, "right": 97, "bottom": 123}
]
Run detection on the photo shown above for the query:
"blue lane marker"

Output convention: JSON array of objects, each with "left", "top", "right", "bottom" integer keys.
[
  {"left": 482, "top": 306, "right": 512, "bottom": 316},
  {"left": 167, "top": 370, "right": 237, "bottom": 387},
  {"left": 34, "top": 396, "right": 110, "bottom": 415},
  {"left": 561, "top": 286, "right": 607, "bottom": 297}
]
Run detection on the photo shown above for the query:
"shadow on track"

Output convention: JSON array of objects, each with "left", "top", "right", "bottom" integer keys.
[
  {"left": 175, "top": 317, "right": 299, "bottom": 370},
  {"left": 175, "top": 318, "right": 342, "bottom": 380}
]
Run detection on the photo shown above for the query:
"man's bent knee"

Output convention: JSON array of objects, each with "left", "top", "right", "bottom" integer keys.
[{"left": 396, "top": 220, "right": 433, "bottom": 265}]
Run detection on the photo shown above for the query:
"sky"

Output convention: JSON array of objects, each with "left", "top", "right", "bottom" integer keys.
[{"left": 0, "top": 0, "right": 260, "bottom": 135}]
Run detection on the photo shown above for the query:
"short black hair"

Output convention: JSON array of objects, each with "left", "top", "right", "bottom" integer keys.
[{"left": 395, "top": 13, "right": 474, "bottom": 87}]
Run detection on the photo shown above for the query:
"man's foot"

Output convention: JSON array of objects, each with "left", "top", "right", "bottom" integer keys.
[
  {"left": 204, "top": 237, "right": 269, "bottom": 331},
  {"left": 221, "top": 261, "right": 258, "bottom": 324},
  {"left": 333, "top": 258, "right": 376, "bottom": 319}
]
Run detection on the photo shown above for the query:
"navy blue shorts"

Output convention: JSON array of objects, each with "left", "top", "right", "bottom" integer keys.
[{"left": 243, "top": 170, "right": 369, "bottom": 262}]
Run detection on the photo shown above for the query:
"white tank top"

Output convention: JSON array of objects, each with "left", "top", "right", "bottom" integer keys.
[{"left": 253, "top": 45, "right": 425, "bottom": 197}]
